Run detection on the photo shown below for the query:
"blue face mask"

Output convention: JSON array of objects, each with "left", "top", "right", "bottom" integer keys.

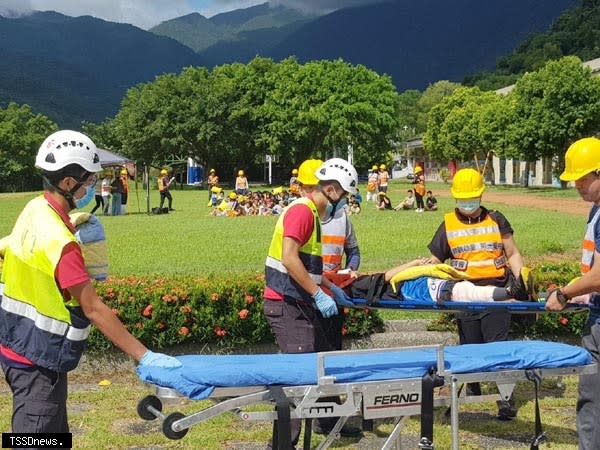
[
  {"left": 457, "top": 199, "right": 481, "bottom": 213},
  {"left": 75, "top": 184, "right": 96, "bottom": 209}
]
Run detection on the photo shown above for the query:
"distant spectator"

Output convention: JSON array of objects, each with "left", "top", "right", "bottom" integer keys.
[
  {"left": 413, "top": 166, "right": 426, "bottom": 212},
  {"left": 366, "top": 166, "right": 379, "bottom": 202},
  {"left": 207, "top": 169, "right": 219, "bottom": 201},
  {"left": 425, "top": 190, "right": 438, "bottom": 211},
  {"left": 394, "top": 189, "right": 415, "bottom": 211},
  {"left": 101, "top": 171, "right": 113, "bottom": 215},
  {"left": 235, "top": 169, "right": 249, "bottom": 196},
  {"left": 376, "top": 192, "right": 393, "bottom": 210},
  {"left": 378, "top": 164, "right": 390, "bottom": 193}
]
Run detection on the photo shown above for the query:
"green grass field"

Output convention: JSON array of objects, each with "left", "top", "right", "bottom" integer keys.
[
  {"left": 0, "top": 180, "right": 584, "bottom": 277},
  {"left": 0, "top": 180, "right": 587, "bottom": 449}
]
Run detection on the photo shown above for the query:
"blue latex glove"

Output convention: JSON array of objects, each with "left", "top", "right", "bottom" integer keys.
[
  {"left": 139, "top": 350, "right": 182, "bottom": 369},
  {"left": 329, "top": 285, "right": 355, "bottom": 307},
  {"left": 312, "top": 288, "right": 338, "bottom": 318}
]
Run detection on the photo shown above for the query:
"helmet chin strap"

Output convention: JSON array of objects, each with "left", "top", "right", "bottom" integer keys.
[
  {"left": 320, "top": 185, "right": 341, "bottom": 218},
  {"left": 43, "top": 175, "right": 82, "bottom": 210}
]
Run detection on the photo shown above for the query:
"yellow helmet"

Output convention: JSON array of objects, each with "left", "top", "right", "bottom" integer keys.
[
  {"left": 291, "top": 168, "right": 298, "bottom": 175},
  {"left": 371, "top": 165, "right": 378, "bottom": 171},
  {"left": 450, "top": 168, "right": 485, "bottom": 199},
  {"left": 414, "top": 166, "right": 423, "bottom": 173},
  {"left": 120, "top": 169, "right": 128, "bottom": 175},
  {"left": 560, "top": 137, "right": 600, "bottom": 181},
  {"left": 209, "top": 168, "right": 215, "bottom": 173},
  {"left": 229, "top": 192, "right": 237, "bottom": 199},
  {"left": 238, "top": 170, "right": 244, "bottom": 176},
  {"left": 160, "top": 169, "right": 168, "bottom": 175},
  {"left": 379, "top": 164, "right": 387, "bottom": 170},
  {"left": 297, "top": 159, "right": 323, "bottom": 186}
]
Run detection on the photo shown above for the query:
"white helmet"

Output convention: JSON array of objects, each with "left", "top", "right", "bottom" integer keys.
[
  {"left": 36, "top": 130, "right": 102, "bottom": 173},
  {"left": 316, "top": 158, "right": 358, "bottom": 194}
]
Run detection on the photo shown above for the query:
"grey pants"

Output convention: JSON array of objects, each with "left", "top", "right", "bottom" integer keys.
[
  {"left": 577, "top": 316, "right": 600, "bottom": 450},
  {"left": 1, "top": 361, "right": 69, "bottom": 449}
]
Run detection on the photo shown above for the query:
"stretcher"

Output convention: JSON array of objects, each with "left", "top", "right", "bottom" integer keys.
[
  {"left": 351, "top": 297, "right": 589, "bottom": 313},
  {"left": 137, "top": 340, "right": 595, "bottom": 450}
]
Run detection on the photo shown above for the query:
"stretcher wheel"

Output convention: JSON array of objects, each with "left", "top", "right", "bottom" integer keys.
[
  {"left": 137, "top": 395, "right": 162, "bottom": 421},
  {"left": 163, "top": 412, "right": 188, "bottom": 440}
]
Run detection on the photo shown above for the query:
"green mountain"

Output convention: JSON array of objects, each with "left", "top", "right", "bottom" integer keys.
[
  {"left": 150, "top": 2, "right": 317, "bottom": 52},
  {"left": 0, "top": 12, "right": 204, "bottom": 128}
]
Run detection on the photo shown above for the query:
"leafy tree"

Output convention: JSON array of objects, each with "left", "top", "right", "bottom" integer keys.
[
  {"left": 415, "top": 81, "right": 460, "bottom": 132},
  {"left": 507, "top": 56, "right": 600, "bottom": 180},
  {"left": 397, "top": 89, "right": 421, "bottom": 140},
  {"left": 0, "top": 103, "right": 57, "bottom": 192}
]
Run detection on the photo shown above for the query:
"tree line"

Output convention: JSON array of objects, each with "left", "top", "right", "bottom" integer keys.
[{"left": 1, "top": 56, "right": 600, "bottom": 192}]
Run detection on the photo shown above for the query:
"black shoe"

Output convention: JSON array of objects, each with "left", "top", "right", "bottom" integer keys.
[
  {"left": 496, "top": 400, "right": 517, "bottom": 420},
  {"left": 313, "top": 422, "right": 363, "bottom": 438},
  {"left": 507, "top": 267, "right": 536, "bottom": 301},
  {"left": 169, "top": 208, "right": 175, "bottom": 211}
]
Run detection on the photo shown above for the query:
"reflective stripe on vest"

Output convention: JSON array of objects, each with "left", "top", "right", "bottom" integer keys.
[
  {"left": 444, "top": 212, "right": 506, "bottom": 279},
  {"left": 265, "top": 197, "right": 322, "bottom": 300},
  {"left": 322, "top": 213, "right": 347, "bottom": 273},
  {"left": 581, "top": 208, "right": 600, "bottom": 274},
  {"left": 0, "top": 196, "right": 90, "bottom": 372}
]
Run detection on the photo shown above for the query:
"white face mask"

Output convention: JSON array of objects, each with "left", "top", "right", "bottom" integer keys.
[{"left": 457, "top": 199, "right": 481, "bottom": 213}]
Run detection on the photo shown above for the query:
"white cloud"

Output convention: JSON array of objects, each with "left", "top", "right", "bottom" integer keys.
[{"left": 0, "top": 0, "right": 383, "bottom": 29}]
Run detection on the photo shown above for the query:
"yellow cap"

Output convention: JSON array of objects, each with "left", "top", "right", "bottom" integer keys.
[
  {"left": 414, "top": 166, "right": 423, "bottom": 173},
  {"left": 291, "top": 169, "right": 298, "bottom": 175},
  {"left": 560, "top": 137, "right": 600, "bottom": 181},
  {"left": 371, "top": 165, "right": 378, "bottom": 171},
  {"left": 451, "top": 168, "right": 485, "bottom": 199},
  {"left": 120, "top": 169, "right": 128, "bottom": 175},
  {"left": 160, "top": 169, "right": 168, "bottom": 175},
  {"left": 297, "top": 159, "right": 323, "bottom": 186},
  {"left": 229, "top": 192, "right": 237, "bottom": 199},
  {"left": 238, "top": 170, "right": 244, "bottom": 176},
  {"left": 209, "top": 168, "right": 215, "bottom": 173},
  {"left": 379, "top": 164, "right": 386, "bottom": 170}
]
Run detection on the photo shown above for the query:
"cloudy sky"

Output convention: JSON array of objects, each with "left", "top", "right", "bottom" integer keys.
[{"left": 0, "top": 0, "right": 382, "bottom": 29}]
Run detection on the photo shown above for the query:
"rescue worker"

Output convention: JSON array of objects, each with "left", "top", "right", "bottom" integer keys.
[
  {"left": 545, "top": 137, "right": 600, "bottom": 450},
  {"left": 158, "top": 168, "right": 174, "bottom": 211},
  {"left": 120, "top": 168, "right": 129, "bottom": 215},
  {"left": 427, "top": 167, "right": 533, "bottom": 420},
  {"left": 289, "top": 168, "right": 300, "bottom": 196},
  {"left": 263, "top": 158, "right": 358, "bottom": 448},
  {"left": 366, "top": 165, "right": 379, "bottom": 202},
  {"left": 207, "top": 168, "right": 219, "bottom": 201},
  {"left": 297, "top": 158, "right": 362, "bottom": 437},
  {"left": 378, "top": 163, "right": 389, "bottom": 193},
  {"left": 0, "top": 130, "right": 180, "bottom": 437},
  {"left": 413, "top": 165, "right": 426, "bottom": 212}
]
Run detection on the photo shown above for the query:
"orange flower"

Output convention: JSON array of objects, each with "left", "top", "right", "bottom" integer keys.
[
  {"left": 180, "top": 305, "right": 192, "bottom": 314},
  {"left": 213, "top": 326, "right": 227, "bottom": 337},
  {"left": 245, "top": 294, "right": 255, "bottom": 305},
  {"left": 142, "top": 304, "right": 153, "bottom": 317},
  {"left": 238, "top": 309, "right": 249, "bottom": 320},
  {"left": 179, "top": 326, "right": 189, "bottom": 336},
  {"left": 211, "top": 293, "right": 220, "bottom": 302},
  {"left": 559, "top": 317, "right": 569, "bottom": 326}
]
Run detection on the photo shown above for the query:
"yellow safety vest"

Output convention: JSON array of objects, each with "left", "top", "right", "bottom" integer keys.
[
  {"left": 265, "top": 197, "right": 322, "bottom": 300},
  {"left": 0, "top": 196, "right": 91, "bottom": 372},
  {"left": 444, "top": 211, "right": 506, "bottom": 280}
]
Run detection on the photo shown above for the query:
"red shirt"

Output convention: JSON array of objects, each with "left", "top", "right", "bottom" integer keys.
[
  {"left": 0, "top": 193, "right": 90, "bottom": 366},
  {"left": 264, "top": 201, "right": 316, "bottom": 300}
]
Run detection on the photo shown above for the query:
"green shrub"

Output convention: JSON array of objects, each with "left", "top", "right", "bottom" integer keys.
[{"left": 90, "top": 274, "right": 384, "bottom": 351}]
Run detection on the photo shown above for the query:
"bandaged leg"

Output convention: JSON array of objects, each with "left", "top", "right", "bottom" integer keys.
[{"left": 450, "top": 280, "right": 506, "bottom": 302}]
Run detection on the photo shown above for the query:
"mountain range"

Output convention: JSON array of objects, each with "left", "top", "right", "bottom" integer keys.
[{"left": 0, "top": 0, "right": 581, "bottom": 127}]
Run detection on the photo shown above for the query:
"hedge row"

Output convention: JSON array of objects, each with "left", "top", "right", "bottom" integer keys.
[{"left": 90, "top": 273, "right": 385, "bottom": 351}]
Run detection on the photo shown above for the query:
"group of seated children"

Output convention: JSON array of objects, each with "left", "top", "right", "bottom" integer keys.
[{"left": 375, "top": 190, "right": 438, "bottom": 211}]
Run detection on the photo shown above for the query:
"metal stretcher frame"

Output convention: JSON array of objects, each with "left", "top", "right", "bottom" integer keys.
[{"left": 137, "top": 343, "right": 596, "bottom": 450}]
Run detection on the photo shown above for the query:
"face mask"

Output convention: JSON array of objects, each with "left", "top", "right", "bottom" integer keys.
[
  {"left": 75, "top": 184, "right": 96, "bottom": 209},
  {"left": 457, "top": 199, "right": 481, "bottom": 213}
]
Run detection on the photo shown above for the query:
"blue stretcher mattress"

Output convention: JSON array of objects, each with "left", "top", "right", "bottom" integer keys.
[
  {"left": 137, "top": 341, "right": 591, "bottom": 401},
  {"left": 351, "top": 298, "right": 589, "bottom": 313}
]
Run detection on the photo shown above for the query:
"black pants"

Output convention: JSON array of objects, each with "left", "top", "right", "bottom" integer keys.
[
  {"left": 159, "top": 191, "right": 173, "bottom": 209},
  {"left": 90, "top": 195, "right": 104, "bottom": 214},
  {"left": 415, "top": 192, "right": 425, "bottom": 210},
  {"left": 1, "top": 361, "right": 69, "bottom": 442},
  {"left": 263, "top": 299, "right": 342, "bottom": 447}
]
